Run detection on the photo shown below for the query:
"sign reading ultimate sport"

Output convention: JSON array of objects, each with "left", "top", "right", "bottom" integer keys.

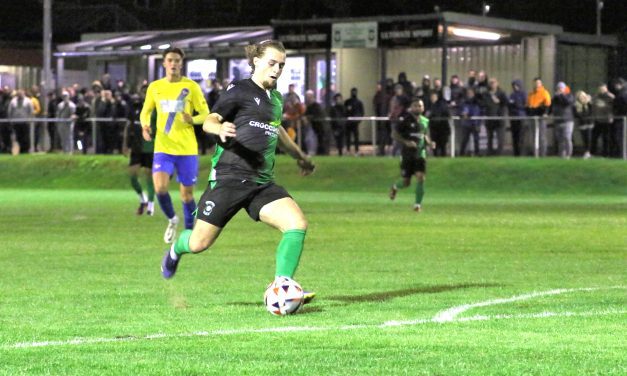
[
  {"left": 378, "top": 20, "right": 440, "bottom": 48},
  {"left": 274, "top": 24, "right": 332, "bottom": 50}
]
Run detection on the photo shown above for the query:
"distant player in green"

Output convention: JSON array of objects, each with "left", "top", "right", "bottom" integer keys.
[
  {"left": 160, "top": 40, "right": 316, "bottom": 302},
  {"left": 126, "top": 99, "right": 156, "bottom": 215},
  {"left": 389, "top": 98, "right": 436, "bottom": 212}
]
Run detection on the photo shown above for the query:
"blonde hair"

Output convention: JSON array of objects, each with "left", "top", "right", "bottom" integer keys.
[
  {"left": 244, "top": 40, "right": 286, "bottom": 73},
  {"left": 575, "top": 90, "right": 591, "bottom": 104}
]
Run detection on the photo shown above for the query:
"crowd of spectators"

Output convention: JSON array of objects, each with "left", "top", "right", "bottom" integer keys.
[
  {"left": 364, "top": 70, "right": 627, "bottom": 159},
  {"left": 0, "top": 74, "right": 140, "bottom": 154},
  {"left": 1, "top": 70, "right": 626, "bottom": 159},
  {"left": 277, "top": 69, "right": 627, "bottom": 159}
]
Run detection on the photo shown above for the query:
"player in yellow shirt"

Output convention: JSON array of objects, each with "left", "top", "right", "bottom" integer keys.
[{"left": 140, "top": 47, "right": 209, "bottom": 243}]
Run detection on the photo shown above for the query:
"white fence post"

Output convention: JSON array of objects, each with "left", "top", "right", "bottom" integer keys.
[
  {"left": 622, "top": 116, "right": 626, "bottom": 160},
  {"left": 533, "top": 117, "right": 540, "bottom": 158},
  {"left": 449, "top": 117, "right": 456, "bottom": 158}
]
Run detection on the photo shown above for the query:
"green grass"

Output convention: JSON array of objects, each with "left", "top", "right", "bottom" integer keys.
[{"left": 0, "top": 155, "right": 625, "bottom": 375}]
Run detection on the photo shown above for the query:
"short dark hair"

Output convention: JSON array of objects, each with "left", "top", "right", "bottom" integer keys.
[
  {"left": 162, "top": 47, "right": 184, "bottom": 60},
  {"left": 410, "top": 96, "right": 423, "bottom": 105}
]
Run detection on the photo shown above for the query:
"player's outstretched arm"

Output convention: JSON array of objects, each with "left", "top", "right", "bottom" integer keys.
[
  {"left": 277, "top": 126, "right": 315, "bottom": 176},
  {"left": 139, "top": 85, "right": 156, "bottom": 141},
  {"left": 202, "top": 113, "right": 236, "bottom": 142},
  {"left": 190, "top": 83, "right": 210, "bottom": 125}
]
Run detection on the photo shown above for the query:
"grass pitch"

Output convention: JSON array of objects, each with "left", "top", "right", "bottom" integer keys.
[{"left": 0, "top": 155, "right": 625, "bottom": 375}]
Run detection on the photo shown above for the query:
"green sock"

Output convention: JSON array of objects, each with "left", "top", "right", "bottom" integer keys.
[
  {"left": 146, "top": 177, "right": 155, "bottom": 201},
  {"left": 275, "top": 229, "right": 306, "bottom": 278},
  {"left": 173, "top": 229, "right": 193, "bottom": 255},
  {"left": 130, "top": 176, "right": 142, "bottom": 195},
  {"left": 415, "top": 181, "right": 424, "bottom": 205},
  {"left": 394, "top": 178, "right": 406, "bottom": 189}
]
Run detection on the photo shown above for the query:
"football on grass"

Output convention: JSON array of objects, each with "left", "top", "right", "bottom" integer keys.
[{"left": 264, "top": 277, "right": 304, "bottom": 315}]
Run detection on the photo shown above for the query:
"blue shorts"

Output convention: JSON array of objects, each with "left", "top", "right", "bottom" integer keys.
[{"left": 152, "top": 153, "right": 199, "bottom": 186}]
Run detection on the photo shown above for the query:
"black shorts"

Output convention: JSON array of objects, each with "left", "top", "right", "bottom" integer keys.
[
  {"left": 196, "top": 179, "right": 291, "bottom": 227},
  {"left": 129, "top": 152, "right": 153, "bottom": 169},
  {"left": 400, "top": 157, "right": 426, "bottom": 178}
]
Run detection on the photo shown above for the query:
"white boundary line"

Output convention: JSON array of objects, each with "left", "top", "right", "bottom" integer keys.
[
  {"left": 431, "top": 286, "right": 609, "bottom": 323},
  {"left": 5, "top": 286, "right": 625, "bottom": 349}
]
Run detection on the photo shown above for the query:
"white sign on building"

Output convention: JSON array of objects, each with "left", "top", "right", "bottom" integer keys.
[{"left": 332, "top": 22, "right": 378, "bottom": 49}]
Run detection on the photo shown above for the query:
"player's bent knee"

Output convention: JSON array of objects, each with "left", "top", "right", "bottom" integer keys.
[
  {"left": 188, "top": 222, "right": 222, "bottom": 253},
  {"left": 287, "top": 217, "right": 308, "bottom": 231},
  {"left": 188, "top": 236, "right": 214, "bottom": 253}
]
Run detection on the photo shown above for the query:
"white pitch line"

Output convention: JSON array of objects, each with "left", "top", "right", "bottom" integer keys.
[
  {"left": 431, "top": 286, "right": 624, "bottom": 323},
  {"left": 5, "top": 286, "right": 626, "bottom": 349}
]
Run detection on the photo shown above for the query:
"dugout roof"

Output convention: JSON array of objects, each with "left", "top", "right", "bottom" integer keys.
[{"left": 55, "top": 26, "right": 273, "bottom": 57}]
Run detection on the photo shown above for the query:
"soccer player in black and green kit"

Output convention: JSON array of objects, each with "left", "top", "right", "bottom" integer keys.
[
  {"left": 389, "top": 97, "right": 436, "bottom": 212},
  {"left": 127, "top": 90, "right": 156, "bottom": 215},
  {"left": 161, "top": 40, "right": 317, "bottom": 302}
]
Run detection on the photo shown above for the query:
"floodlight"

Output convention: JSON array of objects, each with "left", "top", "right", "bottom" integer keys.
[{"left": 450, "top": 27, "right": 501, "bottom": 41}]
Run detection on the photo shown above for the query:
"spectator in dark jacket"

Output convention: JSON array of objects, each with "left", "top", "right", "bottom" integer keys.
[
  {"left": 551, "top": 82, "right": 575, "bottom": 158},
  {"left": 344, "top": 87, "right": 364, "bottom": 155},
  {"left": 590, "top": 83, "right": 614, "bottom": 157},
  {"left": 509, "top": 79, "right": 527, "bottom": 156},
  {"left": 304, "top": 90, "right": 330, "bottom": 155},
  {"left": 425, "top": 92, "right": 450, "bottom": 157},
  {"left": 610, "top": 78, "right": 627, "bottom": 158},
  {"left": 449, "top": 74, "right": 465, "bottom": 110},
  {"left": 388, "top": 84, "right": 409, "bottom": 156},
  {"left": 0, "top": 87, "right": 11, "bottom": 153},
  {"left": 459, "top": 88, "right": 482, "bottom": 156},
  {"left": 94, "top": 90, "right": 114, "bottom": 154},
  {"left": 111, "top": 91, "right": 129, "bottom": 153},
  {"left": 329, "top": 93, "right": 347, "bottom": 156},
  {"left": 397, "top": 72, "right": 413, "bottom": 98},
  {"left": 373, "top": 81, "right": 391, "bottom": 156},
  {"left": 74, "top": 95, "right": 91, "bottom": 153},
  {"left": 46, "top": 91, "right": 60, "bottom": 152},
  {"left": 420, "top": 75, "right": 432, "bottom": 105},
  {"left": 482, "top": 78, "right": 509, "bottom": 155}
]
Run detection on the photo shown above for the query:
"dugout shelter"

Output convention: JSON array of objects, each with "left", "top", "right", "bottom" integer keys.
[{"left": 272, "top": 11, "right": 620, "bottom": 124}]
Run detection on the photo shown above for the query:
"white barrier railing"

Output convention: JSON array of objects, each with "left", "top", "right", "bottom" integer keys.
[
  {"left": 0, "top": 117, "right": 130, "bottom": 154},
  {"left": 296, "top": 115, "right": 627, "bottom": 159},
  {"left": 1, "top": 115, "right": 626, "bottom": 160}
]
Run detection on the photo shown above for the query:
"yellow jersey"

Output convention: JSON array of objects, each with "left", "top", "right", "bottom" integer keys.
[{"left": 140, "top": 76, "right": 209, "bottom": 155}]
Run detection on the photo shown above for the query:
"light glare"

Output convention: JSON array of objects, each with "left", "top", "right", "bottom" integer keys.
[{"left": 451, "top": 27, "right": 501, "bottom": 41}]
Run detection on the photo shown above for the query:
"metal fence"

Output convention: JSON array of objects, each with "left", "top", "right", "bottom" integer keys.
[
  {"left": 0, "top": 117, "right": 130, "bottom": 154},
  {"left": 1, "top": 115, "right": 626, "bottom": 160},
  {"left": 293, "top": 115, "right": 627, "bottom": 159}
]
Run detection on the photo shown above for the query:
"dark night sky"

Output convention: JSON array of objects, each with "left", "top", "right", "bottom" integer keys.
[{"left": 0, "top": 0, "right": 625, "bottom": 44}]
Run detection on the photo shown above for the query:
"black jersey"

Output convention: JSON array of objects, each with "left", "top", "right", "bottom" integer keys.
[
  {"left": 210, "top": 79, "right": 283, "bottom": 184},
  {"left": 396, "top": 111, "right": 430, "bottom": 159}
]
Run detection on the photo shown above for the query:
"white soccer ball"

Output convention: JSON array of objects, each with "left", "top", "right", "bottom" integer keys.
[{"left": 264, "top": 276, "right": 304, "bottom": 315}]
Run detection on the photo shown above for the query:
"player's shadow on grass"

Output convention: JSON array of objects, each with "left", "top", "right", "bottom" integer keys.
[
  {"left": 227, "top": 283, "right": 500, "bottom": 313},
  {"left": 326, "top": 283, "right": 501, "bottom": 304}
]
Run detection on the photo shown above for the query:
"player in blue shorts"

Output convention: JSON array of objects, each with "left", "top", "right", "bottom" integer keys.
[
  {"left": 161, "top": 40, "right": 316, "bottom": 303},
  {"left": 140, "top": 47, "right": 209, "bottom": 243}
]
